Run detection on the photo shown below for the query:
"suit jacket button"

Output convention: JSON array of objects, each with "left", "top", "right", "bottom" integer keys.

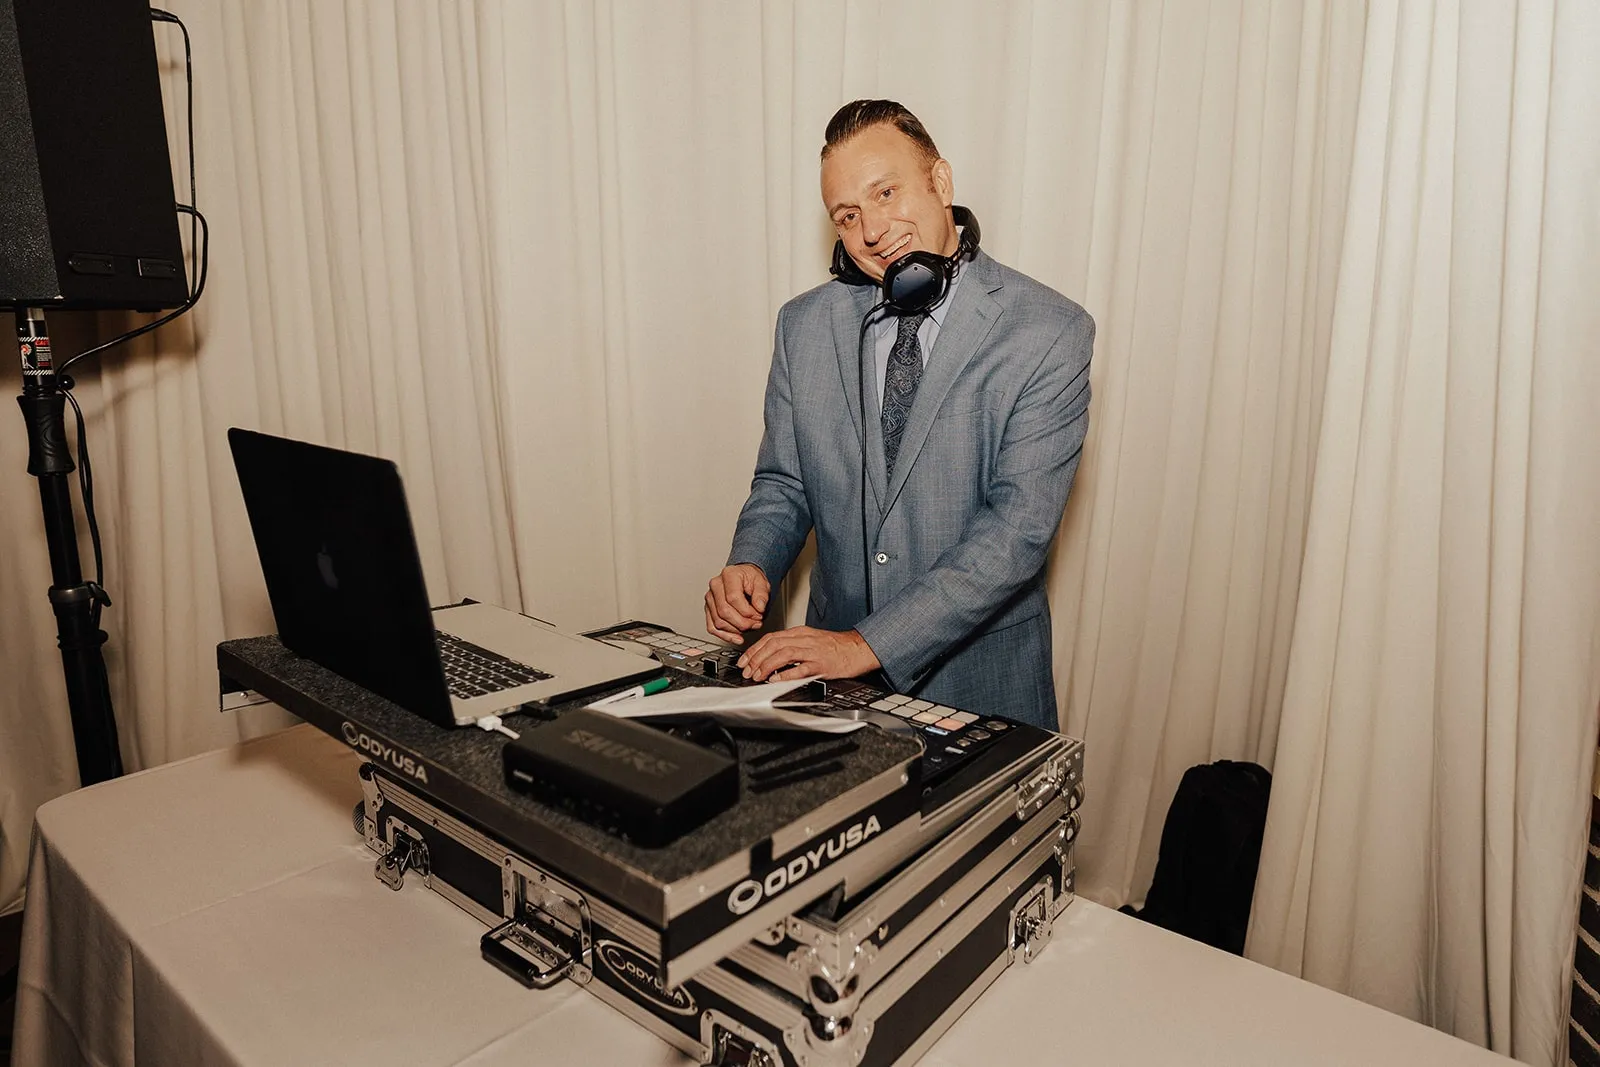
[{"left": 875, "top": 553, "right": 888, "bottom": 564}]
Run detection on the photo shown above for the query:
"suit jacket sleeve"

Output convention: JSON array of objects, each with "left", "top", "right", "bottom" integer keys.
[
  {"left": 855, "top": 307, "right": 1093, "bottom": 689},
  {"left": 727, "top": 305, "right": 813, "bottom": 582}
]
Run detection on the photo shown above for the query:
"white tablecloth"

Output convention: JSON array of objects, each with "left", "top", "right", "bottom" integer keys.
[{"left": 12, "top": 724, "right": 1511, "bottom": 1066}]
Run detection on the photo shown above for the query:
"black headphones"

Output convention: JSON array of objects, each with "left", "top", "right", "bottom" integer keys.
[{"left": 830, "top": 205, "right": 981, "bottom": 315}]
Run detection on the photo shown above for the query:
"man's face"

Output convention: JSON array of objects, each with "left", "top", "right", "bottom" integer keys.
[{"left": 822, "top": 123, "right": 956, "bottom": 283}]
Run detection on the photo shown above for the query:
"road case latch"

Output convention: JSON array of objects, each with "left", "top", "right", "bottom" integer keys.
[
  {"left": 375, "top": 824, "right": 428, "bottom": 891},
  {"left": 701, "top": 1009, "right": 782, "bottom": 1067},
  {"left": 1017, "top": 752, "right": 1068, "bottom": 818},
  {"left": 1009, "top": 879, "right": 1054, "bottom": 964}
]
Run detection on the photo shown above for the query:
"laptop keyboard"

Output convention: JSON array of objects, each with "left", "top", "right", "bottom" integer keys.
[{"left": 436, "top": 630, "right": 552, "bottom": 700}]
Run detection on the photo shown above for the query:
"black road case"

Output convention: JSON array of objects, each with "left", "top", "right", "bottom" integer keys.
[
  {"left": 218, "top": 622, "right": 1085, "bottom": 1065},
  {"left": 357, "top": 747, "right": 1078, "bottom": 1067}
]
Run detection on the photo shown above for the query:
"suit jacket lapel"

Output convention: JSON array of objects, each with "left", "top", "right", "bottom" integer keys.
[
  {"left": 833, "top": 281, "right": 888, "bottom": 512},
  {"left": 880, "top": 252, "right": 1004, "bottom": 519}
]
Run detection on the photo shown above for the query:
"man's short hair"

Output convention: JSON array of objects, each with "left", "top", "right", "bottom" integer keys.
[{"left": 822, "top": 99, "right": 941, "bottom": 166}]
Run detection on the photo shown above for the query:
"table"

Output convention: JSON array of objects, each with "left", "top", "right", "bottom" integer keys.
[{"left": 11, "top": 724, "right": 1512, "bottom": 1066}]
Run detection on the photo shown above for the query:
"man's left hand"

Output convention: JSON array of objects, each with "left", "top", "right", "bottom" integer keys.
[{"left": 736, "top": 626, "right": 881, "bottom": 682}]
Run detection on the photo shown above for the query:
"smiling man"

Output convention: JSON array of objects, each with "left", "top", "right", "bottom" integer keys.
[{"left": 704, "top": 99, "right": 1093, "bottom": 729}]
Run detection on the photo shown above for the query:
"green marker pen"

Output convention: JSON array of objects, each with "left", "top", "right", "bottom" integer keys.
[{"left": 590, "top": 675, "right": 671, "bottom": 708}]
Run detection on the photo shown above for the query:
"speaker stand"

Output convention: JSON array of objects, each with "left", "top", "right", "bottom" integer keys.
[{"left": 15, "top": 308, "right": 124, "bottom": 785}]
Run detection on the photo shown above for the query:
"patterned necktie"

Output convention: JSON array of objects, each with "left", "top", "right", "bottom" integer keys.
[{"left": 881, "top": 312, "right": 927, "bottom": 479}]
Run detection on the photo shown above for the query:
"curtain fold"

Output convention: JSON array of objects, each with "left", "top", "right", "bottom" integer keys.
[{"left": 2, "top": 3, "right": 1594, "bottom": 1062}]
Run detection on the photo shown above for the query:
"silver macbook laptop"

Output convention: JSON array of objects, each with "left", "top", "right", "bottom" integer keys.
[{"left": 227, "top": 428, "right": 660, "bottom": 728}]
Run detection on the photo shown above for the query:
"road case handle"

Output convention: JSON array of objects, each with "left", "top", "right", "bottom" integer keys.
[
  {"left": 484, "top": 854, "right": 595, "bottom": 989},
  {"left": 480, "top": 918, "right": 576, "bottom": 989}
]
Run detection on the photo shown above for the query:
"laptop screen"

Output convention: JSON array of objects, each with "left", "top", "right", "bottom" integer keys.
[{"left": 228, "top": 428, "right": 456, "bottom": 723}]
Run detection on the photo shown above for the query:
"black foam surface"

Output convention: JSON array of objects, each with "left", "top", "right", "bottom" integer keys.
[{"left": 219, "top": 636, "right": 922, "bottom": 887}]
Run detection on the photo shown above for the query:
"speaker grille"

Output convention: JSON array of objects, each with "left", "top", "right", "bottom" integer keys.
[{"left": 0, "top": 0, "right": 58, "bottom": 302}]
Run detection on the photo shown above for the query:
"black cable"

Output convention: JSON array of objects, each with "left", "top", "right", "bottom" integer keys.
[
  {"left": 62, "top": 386, "right": 109, "bottom": 619},
  {"left": 750, "top": 736, "right": 859, "bottom": 771},
  {"left": 713, "top": 723, "right": 740, "bottom": 766},
  {"left": 54, "top": 206, "right": 207, "bottom": 603},
  {"left": 857, "top": 302, "right": 886, "bottom": 615},
  {"left": 749, "top": 761, "right": 844, "bottom": 795},
  {"left": 150, "top": 9, "right": 196, "bottom": 295},
  {"left": 58, "top": 206, "right": 208, "bottom": 378}
]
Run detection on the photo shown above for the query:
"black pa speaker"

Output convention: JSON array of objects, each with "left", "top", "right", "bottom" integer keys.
[{"left": 0, "top": 0, "right": 187, "bottom": 311}]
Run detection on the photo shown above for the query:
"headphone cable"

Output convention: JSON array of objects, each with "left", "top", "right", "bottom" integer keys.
[{"left": 857, "top": 301, "right": 887, "bottom": 616}]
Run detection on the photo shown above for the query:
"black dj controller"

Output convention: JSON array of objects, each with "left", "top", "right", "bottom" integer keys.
[{"left": 587, "top": 621, "right": 1043, "bottom": 812}]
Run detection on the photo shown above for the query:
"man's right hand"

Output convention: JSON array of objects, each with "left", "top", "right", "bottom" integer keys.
[{"left": 705, "top": 563, "right": 770, "bottom": 645}]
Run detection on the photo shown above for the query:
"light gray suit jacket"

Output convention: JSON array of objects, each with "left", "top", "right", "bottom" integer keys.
[{"left": 729, "top": 251, "right": 1093, "bottom": 728}]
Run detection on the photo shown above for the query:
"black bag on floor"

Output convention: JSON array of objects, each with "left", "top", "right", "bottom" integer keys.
[{"left": 1122, "top": 760, "right": 1271, "bottom": 955}]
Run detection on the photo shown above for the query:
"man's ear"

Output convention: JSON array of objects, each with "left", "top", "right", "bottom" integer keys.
[{"left": 932, "top": 158, "right": 954, "bottom": 207}]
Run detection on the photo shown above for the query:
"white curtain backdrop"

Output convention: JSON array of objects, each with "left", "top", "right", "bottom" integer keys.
[
  {"left": 1247, "top": 3, "right": 1600, "bottom": 1063},
  {"left": 1, "top": 2, "right": 1595, "bottom": 1062}
]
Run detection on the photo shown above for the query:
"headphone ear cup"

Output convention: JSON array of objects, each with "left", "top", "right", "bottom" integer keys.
[
  {"left": 883, "top": 251, "right": 948, "bottom": 315},
  {"left": 831, "top": 240, "right": 870, "bottom": 285},
  {"left": 953, "top": 206, "right": 981, "bottom": 260}
]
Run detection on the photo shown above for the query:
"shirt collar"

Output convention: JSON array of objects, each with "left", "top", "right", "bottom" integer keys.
[{"left": 926, "top": 253, "right": 968, "bottom": 328}]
